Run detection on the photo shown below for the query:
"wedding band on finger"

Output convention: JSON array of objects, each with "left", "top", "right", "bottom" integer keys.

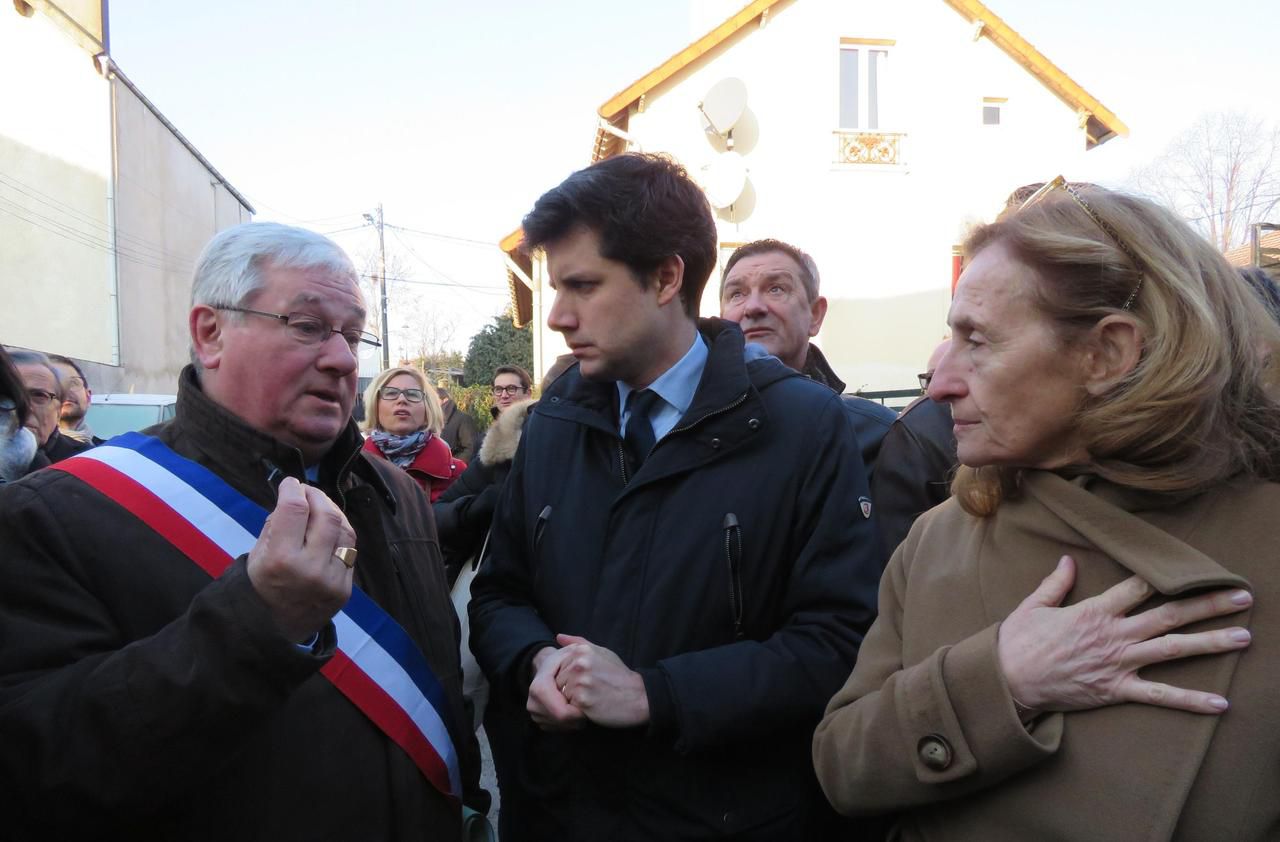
[{"left": 333, "top": 546, "right": 358, "bottom": 569}]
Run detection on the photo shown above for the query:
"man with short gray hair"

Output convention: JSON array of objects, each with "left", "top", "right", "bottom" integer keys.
[
  {"left": 0, "top": 222, "right": 485, "bottom": 840},
  {"left": 720, "top": 238, "right": 897, "bottom": 485},
  {"left": 7, "top": 348, "right": 91, "bottom": 465}
]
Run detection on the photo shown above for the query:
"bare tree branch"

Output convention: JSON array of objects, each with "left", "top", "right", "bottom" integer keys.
[{"left": 1129, "top": 111, "right": 1280, "bottom": 252}]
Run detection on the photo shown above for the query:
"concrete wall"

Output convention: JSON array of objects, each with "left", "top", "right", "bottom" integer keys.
[
  {"left": 1, "top": 3, "right": 252, "bottom": 395},
  {"left": 109, "top": 77, "right": 252, "bottom": 394},
  {"left": 529, "top": 0, "right": 1110, "bottom": 390},
  {"left": 0, "top": 7, "right": 116, "bottom": 364}
]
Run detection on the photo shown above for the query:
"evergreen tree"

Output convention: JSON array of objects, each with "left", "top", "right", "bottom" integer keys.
[{"left": 463, "top": 311, "right": 533, "bottom": 386}]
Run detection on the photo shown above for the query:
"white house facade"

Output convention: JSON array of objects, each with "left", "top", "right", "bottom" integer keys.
[{"left": 505, "top": 0, "right": 1126, "bottom": 392}]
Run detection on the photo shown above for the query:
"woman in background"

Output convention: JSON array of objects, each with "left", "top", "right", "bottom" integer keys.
[{"left": 361, "top": 366, "right": 464, "bottom": 502}]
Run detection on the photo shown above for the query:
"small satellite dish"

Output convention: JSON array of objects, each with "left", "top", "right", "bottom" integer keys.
[
  {"left": 698, "top": 77, "right": 748, "bottom": 136},
  {"left": 704, "top": 151, "right": 748, "bottom": 209}
]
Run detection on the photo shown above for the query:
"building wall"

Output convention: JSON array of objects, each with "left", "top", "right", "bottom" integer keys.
[
  {"left": 109, "top": 77, "right": 252, "bottom": 394},
  {"left": 0, "top": 7, "right": 116, "bottom": 365},
  {"left": 531, "top": 0, "right": 1108, "bottom": 390},
  {"left": 1, "top": 3, "right": 251, "bottom": 395}
]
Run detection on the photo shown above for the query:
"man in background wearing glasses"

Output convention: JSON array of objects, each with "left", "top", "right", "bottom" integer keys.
[
  {"left": 6, "top": 348, "right": 92, "bottom": 464},
  {"left": 48, "top": 354, "right": 105, "bottom": 447},
  {"left": 0, "top": 222, "right": 484, "bottom": 840},
  {"left": 490, "top": 364, "right": 533, "bottom": 419}
]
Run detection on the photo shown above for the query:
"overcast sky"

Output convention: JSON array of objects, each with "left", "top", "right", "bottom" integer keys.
[{"left": 106, "top": 0, "right": 1278, "bottom": 354}]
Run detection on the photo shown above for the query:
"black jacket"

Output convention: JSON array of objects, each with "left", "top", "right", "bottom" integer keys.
[
  {"left": 469, "top": 319, "right": 882, "bottom": 841},
  {"left": 441, "top": 400, "right": 481, "bottom": 464},
  {"left": 0, "top": 366, "right": 481, "bottom": 841},
  {"left": 870, "top": 395, "right": 957, "bottom": 556},
  {"left": 40, "top": 427, "right": 94, "bottom": 464},
  {"left": 434, "top": 399, "right": 531, "bottom": 582},
  {"left": 800, "top": 341, "right": 897, "bottom": 482}
]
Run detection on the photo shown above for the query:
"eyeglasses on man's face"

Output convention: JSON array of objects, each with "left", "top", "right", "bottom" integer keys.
[
  {"left": 217, "top": 307, "right": 381, "bottom": 351},
  {"left": 917, "top": 371, "right": 934, "bottom": 391},
  {"left": 492, "top": 384, "right": 528, "bottom": 396},
  {"left": 26, "top": 388, "right": 58, "bottom": 407},
  {"left": 379, "top": 386, "right": 425, "bottom": 403}
]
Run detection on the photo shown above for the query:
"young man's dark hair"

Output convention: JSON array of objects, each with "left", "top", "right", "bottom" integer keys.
[
  {"left": 519, "top": 153, "right": 717, "bottom": 318},
  {"left": 492, "top": 364, "right": 533, "bottom": 392}
]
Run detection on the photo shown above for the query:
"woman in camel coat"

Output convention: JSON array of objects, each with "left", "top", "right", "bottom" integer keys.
[{"left": 813, "top": 179, "right": 1280, "bottom": 841}]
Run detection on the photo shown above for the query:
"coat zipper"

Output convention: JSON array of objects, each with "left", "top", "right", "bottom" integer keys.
[
  {"left": 617, "top": 440, "right": 630, "bottom": 486},
  {"left": 666, "top": 391, "right": 749, "bottom": 439},
  {"left": 723, "top": 512, "right": 744, "bottom": 639}
]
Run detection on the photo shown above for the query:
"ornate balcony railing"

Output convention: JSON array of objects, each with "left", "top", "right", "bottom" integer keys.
[{"left": 833, "top": 130, "right": 906, "bottom": 166}]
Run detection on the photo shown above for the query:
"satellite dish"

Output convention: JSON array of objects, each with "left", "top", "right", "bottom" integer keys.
[
  {"left": 698, "top": 77, "right": 748, "bottom": 136},
  {"left": 704, "top": 151, "right": 747, "bottom": 209}
]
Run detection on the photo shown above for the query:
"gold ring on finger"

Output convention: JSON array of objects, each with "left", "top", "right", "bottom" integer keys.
[{"left": 333, "top": 546, "right": 358, "bottom": 569}]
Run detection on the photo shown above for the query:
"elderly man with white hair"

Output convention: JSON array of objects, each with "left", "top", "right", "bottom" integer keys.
[{"left": 0, "top": 222, "right": 485, "bottom": 840}]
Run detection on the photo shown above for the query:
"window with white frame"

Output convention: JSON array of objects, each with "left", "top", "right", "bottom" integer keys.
[{"left": 838, "top": 39, "right": 894, "bottom": 130}]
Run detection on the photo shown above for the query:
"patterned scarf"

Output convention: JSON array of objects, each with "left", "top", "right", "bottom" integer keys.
[{"left": 371, "top": 429, "right": 430, "bottom": 468}]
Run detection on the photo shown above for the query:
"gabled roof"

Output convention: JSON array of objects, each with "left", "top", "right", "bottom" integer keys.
[
  {"left": 590, "top": 0, "right": 1128, "bottom": 160},
  {"left": 507, "top": 0, "right": 1129, "bottom": 260},
  {"left": 943, "top": 0, "right": 1128, "bottom": 148}
]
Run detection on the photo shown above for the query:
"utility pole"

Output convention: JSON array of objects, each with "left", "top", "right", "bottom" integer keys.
[{"left": 364, "top": 204, "right": 390, "bottom": 369}]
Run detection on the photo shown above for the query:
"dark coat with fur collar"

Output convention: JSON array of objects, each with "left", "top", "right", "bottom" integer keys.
[{"left": 433, "top": 399, "right": 532, "bottom": 582}]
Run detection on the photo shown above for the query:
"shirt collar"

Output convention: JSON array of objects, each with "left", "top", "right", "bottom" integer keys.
[{"left": 617, "top": 331, "right": 708, "bottom": 419}]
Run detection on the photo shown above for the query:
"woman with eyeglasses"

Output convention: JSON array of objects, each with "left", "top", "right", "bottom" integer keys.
[
  {"left": 360, "top": 366, "right": 464, "bottom": 503},
  {"left": 813, "top": 182, "right": 1280, "bottom": 840}
]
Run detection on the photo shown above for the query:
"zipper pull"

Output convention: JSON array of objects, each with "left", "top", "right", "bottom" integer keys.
[{"left": 534, "top": 505, "right": 553, "bottom": 547}]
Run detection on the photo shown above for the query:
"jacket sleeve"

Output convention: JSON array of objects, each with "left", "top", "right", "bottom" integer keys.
[
  {"left": 871, "top": 403, "right": 957, "bottom": 558},
  {"left": 452, "top": 413, "right": 481, "bottom": 465},
  {"left": 811, "top": 524, "right": 1062, "bottom": 817},
  {"left": 467, "top": 423, "right": 557, "bottom": 705},
  {"left": 871, "top": 422, "right": 936, "bottom": 558},
  {"left": 0, "top": 478, "right": 331, "bottom": 832},
  {"left": 640, "top": 395, "right": 883, "bottom": 753}
]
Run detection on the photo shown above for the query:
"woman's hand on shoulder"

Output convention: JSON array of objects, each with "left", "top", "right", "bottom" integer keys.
[{"left": 997, "top": 555, "right": 1252, "bottom": 715}]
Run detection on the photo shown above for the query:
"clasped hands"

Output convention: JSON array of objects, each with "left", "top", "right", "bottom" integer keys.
[
  {"left": 998, "top": 555, "right": 1253, "bottom": 716},
  {"left": 527, "top": 634, "right": 650, "bottom": 731}
]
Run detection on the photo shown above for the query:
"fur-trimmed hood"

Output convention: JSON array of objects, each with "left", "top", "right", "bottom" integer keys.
[{"left": 479, "top": 399, "right": 533, "bottom": 467}]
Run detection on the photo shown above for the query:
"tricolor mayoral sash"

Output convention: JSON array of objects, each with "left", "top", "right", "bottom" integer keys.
[{"left": 54, "top": 432, "right": 462, "bottom": 802}]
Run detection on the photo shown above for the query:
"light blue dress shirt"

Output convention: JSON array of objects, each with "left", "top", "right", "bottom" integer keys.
[{"left": 617, "top": 332, "right": 709, "bottom": 442}]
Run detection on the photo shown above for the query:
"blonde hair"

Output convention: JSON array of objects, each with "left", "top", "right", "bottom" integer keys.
[
  {"left": 953, "top": 187, "right": 1280, "bottom": 516},
  {"left": 361, "top": 366, "right": 443, "bottom": 435}
]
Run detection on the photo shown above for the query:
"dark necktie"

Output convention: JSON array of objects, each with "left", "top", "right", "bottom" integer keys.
[{"left": 623, "top": 388, "right": 660, "bottom": 468}]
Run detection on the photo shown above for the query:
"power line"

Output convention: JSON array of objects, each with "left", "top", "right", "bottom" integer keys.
[
  {"left": 0, "top": 172, "right": 197, "bottom": 266},
  {"left": 321, "top": 223, "right": 373, "bottom": 236},
  {"left": 359, "top": 272, "right": 508, "bottom": 295},
  {"left": 388, "top": 228, "right": 493, "bottom": 318},
  {"left": 384, "top": 223, "right": 502, "bottom": 250},
  {"left": 0, "top": 199, "right": 193, "bottom": 275}
]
